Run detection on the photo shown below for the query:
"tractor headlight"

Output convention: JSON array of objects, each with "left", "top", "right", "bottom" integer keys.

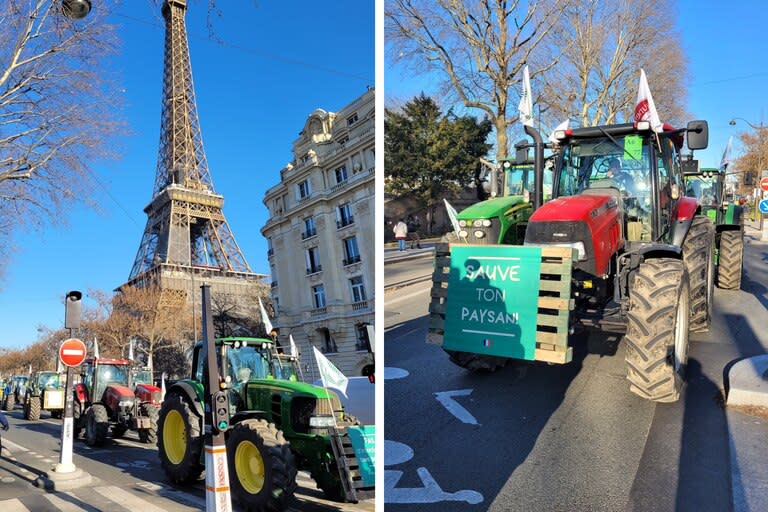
[
  {"left": 474, "top": 230, "right": 485, "bottom": 239},
  {"left": 118, "top": 399, "right": 134, "bottom": 408},
  {"left": 309, "top": 415, "right": 336, "bottom": 428},
  {"left": 473, "top": 219, "right": 483, "bottom": 227},
  {"left": 459, "top": 220, "right": 467, "bottom": 227},
  {"left": 481, "top": 219, "right": 492, "bottom": 227},
  {"left": 458, "top": 230, "right": 468, "bottom": 238}
]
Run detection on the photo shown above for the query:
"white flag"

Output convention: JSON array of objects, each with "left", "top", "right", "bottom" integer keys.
[
  {"left": 259, "top": 297, "right": 274, "bottom": 334},
  {"left": 719, "top": 136, "right": 733, "bottom": 172},
  {"left": 161, "top": 372, "right": 167, "bottom": 400},
  {"left": 634, "top": 69, "right": 663, "bottom": 133},
  {"left": 93, "top": 337, "right": 99, "bottom": 359},
  {"left": 518, "top": 65, "right": 534, "bottom": 127},
  {"left": 444, "top": 198, "right": 461, "bottom": 235},
  {"left": 313, "top": 346, "right": 348, "bottom": 397},
  {"left": 128, "top": 338, "right": 134, "bottom": 361},
  {"left": 548, "top": 119, "right": 570, "bottom": 144},
  {"left": 289, "top": 334, "right": 298, "bottom": 358}
]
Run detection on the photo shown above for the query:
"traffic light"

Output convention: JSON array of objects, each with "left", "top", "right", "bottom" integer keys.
[
  {"left": 212, "top": 390, "right": 230, "bottom": 433},
  {"left": 64, "top": 290, "right": 82, "bottom": 330},
  {"left": 745, "top": 172, "right": 755, "bottom": 186}
]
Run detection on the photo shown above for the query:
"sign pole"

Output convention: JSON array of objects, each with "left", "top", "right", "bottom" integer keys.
[
  {"left": 202, "top": 284, "right": 232, "bottom": 512},
  {"left": 55, "top": 363, "right": 76, "bottom": 473},
  {"left": 759, "top": 176, "right": 768, "bottom": 241}
]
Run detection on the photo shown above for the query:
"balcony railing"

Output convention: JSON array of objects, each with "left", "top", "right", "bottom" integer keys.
[
  {"left": 331, "top": 180, "right": 348, "bottom": 193},
  {"left": 351, "top": 300, "right": 369, "bottom": 311},
  {"left": 301, "top": 229, "right": 317, "bottom": 240},
  {"left": 337, "top": 216, "right": 355, "bottom": 229},
  {"left": 343, "top": 255, "right": 361, "bottom": 266},
  {"left": 311, "top": 306, "right": 327, "bottom": 316},
  {"left": 306, "top": 265, "right": 322, "bottom": 275}
]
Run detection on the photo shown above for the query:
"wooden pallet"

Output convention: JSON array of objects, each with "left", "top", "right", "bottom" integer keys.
[
  {"left": 329, "top": 428, "right": 375, "bottom": 502},
  {"left": 427, "top": 243, "right": 575, "bottom": 364}
]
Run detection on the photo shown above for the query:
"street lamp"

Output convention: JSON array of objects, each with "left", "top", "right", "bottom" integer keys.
[
  {"left": 62, "top": 0, "right": 92, "bottom": 19},
  {"left": 729, "top": 117, "right": 767, "bottom": 240}
]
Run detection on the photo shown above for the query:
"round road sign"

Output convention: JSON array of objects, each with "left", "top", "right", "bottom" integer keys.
[
  {"left": 759, "top": 199, "right": 768, "bottom": 215},
  {"left": 761, "top": 177, "right": 768, "bottom": 192},
  {"left": 59, "top": 338, "right": 87, "bottom": 367}
]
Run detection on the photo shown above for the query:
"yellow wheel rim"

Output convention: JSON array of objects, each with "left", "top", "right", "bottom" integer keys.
[
  {"left": 163, "top": 409, "right": 187, "bottom": 465},
  {"left": 235, "top": 440, "right": 265, "bottom": 495}
]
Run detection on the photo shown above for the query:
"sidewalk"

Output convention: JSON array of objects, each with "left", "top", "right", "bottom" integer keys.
[{"left": 727, "top": 219, "right": 768, "bottom": 512}]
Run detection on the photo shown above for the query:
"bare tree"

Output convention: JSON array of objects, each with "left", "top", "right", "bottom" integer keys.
[
  {"left": 0, "top": 1, "right": 123, "bottom": 279},
  {"left": 541, "top": 0, "right": 689, "bottom": 129},
  {"left": 386, "top": 0, "right": 568, "bottom": 160}
]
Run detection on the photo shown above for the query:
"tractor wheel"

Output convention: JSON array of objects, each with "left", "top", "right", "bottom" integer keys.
[
  {"left": 50, "top": 410, "right": 62, "bottom": 420},
  {"left": 138, "top": 404, "right": 159, "bottom": 444},
  {"left": 718, "top": 230, "right": 743, "bottom": 289},
  {"left": 625, "top": 259, "right": 690, "bottom": 403},
  {"left": 73, "top": 402, "right": 83, "bottom": 438},
  {"left": 157, "top": 393, "right": 204, "bottom": 484},
  {"left": 683, "top": 216, "right": 714, "bottom": 332},
  {"left": 444, "top": 350, "right": 508, "bottom": 373},
  {"left": 4, "top": 393, "right": 15, "bottom": 411},
  {"left": 86, "top": 404, "right": 109, "bottom": 446},
  {"left": 112, "top": 425, "right": 128, "bottom": 438},
  {"left": 26, "top": 396, "right": 41, "bottom": 421},
  {"left": 227, "top": 419, "right": 297, "bottom": 511}
]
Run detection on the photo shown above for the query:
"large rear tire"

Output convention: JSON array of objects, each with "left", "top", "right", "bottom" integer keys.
[
  {"left": 157, "top": 393, "right": 203, "bottom": 484},
  {"left": 227, "top": 419, "right": 297, "bottom": 512},
  {"left": 26, "top": 396, "right": 41, "bottom": 421},
  {"left": 86, "top": 404, "right": 109, "bottom": 446},
  {"left": 4, "top": 393, "right": 15, "bottom": 411},
  {"left": 444, "top": 350, "right": 508, "bottom": 373},
  {"left": 683, "top": 216, "right": 714, "bottom": 332},
  {"left": 717, "top": 230, "right": 743, "bottom": 290},
  {"left": 624, "top": 259, "right": 690, "bottom": 403},
  {"left": 138, "top": 404, "right": 159, "bottom": 444}
]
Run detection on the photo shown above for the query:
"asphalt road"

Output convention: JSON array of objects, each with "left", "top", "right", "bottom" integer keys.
[
  {"left": 0, "top": 408, "right": 375, "bottom": 512},
  {"left": 383, "top": 232, "right": 768, "bottom": 511}
]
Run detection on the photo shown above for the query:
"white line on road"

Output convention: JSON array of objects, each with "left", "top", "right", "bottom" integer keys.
[
  {"left": 384, "top": 286, "right": 430, "bottom": 307},
  {"left": 44, "top": 492, "right": 89, "bottom": 511},
  {"left": 0, "top": 499, "right": 29, "bottom": 511},
  {"left": 434, "top": 389, "right": 479, "bottom": 425},
  {"left": 1, "top": 438, "right": 29, "bottom": 454},
  {"left": 94, "top": 485, "right": 168, "bottom": 512}
]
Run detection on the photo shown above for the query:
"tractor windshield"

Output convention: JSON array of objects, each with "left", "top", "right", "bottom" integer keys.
[
  {"left": 94, "top": 364, "right": 129, "bottom": 401},
  {"left": 38, "top": 373, "right": 60, "bottom": 389},
  {"left": 558, "top": 135, "right": 651, "bottom": 197},
  {"left": 272, "top": 356, "right": 300, "bottom": 381},
  {"left": 132, "top": 370, "right": 153, "bottom": 385},
  {"left": 503, "top": 165, "right": 533, "bottom": 196},
  {"left": 685, "top": 175, "right": 720, "bottom": 207},
  {"left": 226, "top": 344, "right": 271, "bottom": 388}
]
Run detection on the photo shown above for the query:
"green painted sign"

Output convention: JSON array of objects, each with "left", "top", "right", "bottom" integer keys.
[
  {"left": 624, "top": 134, "right": 643, "bottom": 161},
  {"left": 347, "top": 425, "right": 375, "bottom": 486},
  {"left": 443, "top": 245, "right": 542, "bottom": 359}
]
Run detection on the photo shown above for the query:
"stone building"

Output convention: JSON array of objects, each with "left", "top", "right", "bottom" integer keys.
[{"left": 261, "top": 88, "right": 375, "bottom": 379}]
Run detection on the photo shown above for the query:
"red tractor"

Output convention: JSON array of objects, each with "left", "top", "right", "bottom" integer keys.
[{"left": 73, "top": 357, "right": 160, "bottom": 446}]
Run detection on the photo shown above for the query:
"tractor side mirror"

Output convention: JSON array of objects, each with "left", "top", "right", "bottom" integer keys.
[
  {"left": 686, "top": 120, "right": 709, "bottom": 150},
  {"left": 515, "top": 139, "right": 529, "bottom": 163}
]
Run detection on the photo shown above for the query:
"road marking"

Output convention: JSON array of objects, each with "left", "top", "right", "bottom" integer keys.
[
  {"left": 44, "top": 492, "right": 89, "bottom": 511},
  {"left": 384, "top": 286, "right": 430, "bottom": 306},
  {"left": 94, "top": 485, "right": 168, "bottom": 512},
  {"left": 385, "top": 439, "right": 483, "bottom": 505},
  {"left": 1, "top": 438, "right": 29, "bottom": 454},
  {"left": 434, "top": 389, "right": 479, "bottom": 425},
  {"left": 0, "top": 499, "right": 29, "bottom": 511},
  {"left": 384, "top": 367, "right": 409, "bottom": 380}
]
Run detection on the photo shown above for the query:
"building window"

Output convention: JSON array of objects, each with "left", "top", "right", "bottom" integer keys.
[
  {"left": 350, "top": 276, "right": 366, "bottom": 303},
  {"left": 343, "top": 236, "right": 360, "bottom": 266},
  {"left": 306, "top": 246, "right": 322, "bottom": 274},
  {"left": 347, "top": 113, "right": 358, "bottom": 126},
  {"left": 318, "top": 328, "right": 337, "bottom": 353},
  {"left": 273, "top": 297, "right": 279, "bottom": 313},
  {"left": 355, "top": 323, "right": 371, "bottom": 352},
  {"left": 297, "top": 179, "right": 311, "bottom": 199},
  {"left": 302, "top": 216, "right": 316, "bottom": 239},
  {"left": 336, "top": 203, "right": 354, "bottom": 228},
  {"left": 267, "top": 237, "right": 273, "bottom": 257},
  {"left": 338, "top": 136, "right": 349, "bottom": 145},
  {"left": 312, "top": 284, "right": 326, "bottom": 309},
  {"left": 334, "top": 165, "right": 348, "bottom": 184}
]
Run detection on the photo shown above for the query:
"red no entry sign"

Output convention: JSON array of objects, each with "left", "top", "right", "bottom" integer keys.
[
  {"left": 760, "top": 176, "right": 768, "bottom": 192},
  {"left": 59, "top": 338, "right": 87, "bottom": 367}
]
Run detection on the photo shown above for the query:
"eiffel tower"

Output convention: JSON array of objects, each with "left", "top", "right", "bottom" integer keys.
[{"left": 123, "top": 0, "right": 264, "bottom": 304}]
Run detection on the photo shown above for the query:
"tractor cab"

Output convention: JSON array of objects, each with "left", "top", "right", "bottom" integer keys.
[
  {"left": 81, "top": 358, "right": 131, "bottom": 403},
  {"left": 272, "top": 354, "right": 301, "bottom": 381}
]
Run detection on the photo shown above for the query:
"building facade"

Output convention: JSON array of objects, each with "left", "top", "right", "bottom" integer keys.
[{"left": 261, "top": 88, "right": 375, "bottom": 378}]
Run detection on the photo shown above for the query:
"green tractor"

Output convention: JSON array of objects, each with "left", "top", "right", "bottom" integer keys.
[
  {"left": 684, "top": 165, "right": 744, "bottom": 289},
  {"left": 2, "top": 375, "right": 29, "bottom": 410},
  {"left": 455, "top": 157, "right": 549, "bottom": 245},
  {"left": 24, "top": 371, "right": 65, "bottom": 420},
  {"left": 157, "top": 337, "right": 373, "bottom": 511}
]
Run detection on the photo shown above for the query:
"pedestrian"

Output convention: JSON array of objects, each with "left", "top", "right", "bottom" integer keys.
[
  {"left": 0, "top": 410, "right": 8, "bottom": 431},
  {"left": 393, "top": 219, "right": 408, "bottom": 251},
  {"left": 406, "top": 214, "right": 422, "bottom": 249}
]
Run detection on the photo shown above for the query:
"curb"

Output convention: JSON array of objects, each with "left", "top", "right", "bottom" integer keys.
[{"left": 727, "top": 355, "right": 768, "bottom": 407}]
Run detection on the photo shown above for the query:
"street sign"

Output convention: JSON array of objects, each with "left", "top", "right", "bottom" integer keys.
[
  {"left": 59, "top": 338, "right": 87, "bottom": 367},
  {"left": 761, "top": 177, "right": 768, "bottom": 192},
  {"left": 759, "top": 199, "right": 768, "bottom": 214}
]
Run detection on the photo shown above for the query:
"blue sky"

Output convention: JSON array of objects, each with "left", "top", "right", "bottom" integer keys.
[
  {"left": 385, "top": 0, "right": 768, "bottom": 172},
  {"left": 0, "top": 1, "right": 373, "bottom": 349}
]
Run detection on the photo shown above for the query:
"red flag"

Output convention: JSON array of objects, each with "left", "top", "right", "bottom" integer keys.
[{"left": 634, "top": 69, "right": 663, "bottom": 133}]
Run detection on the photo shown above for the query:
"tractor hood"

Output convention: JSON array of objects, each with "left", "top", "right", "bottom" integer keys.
[
  {"left": 528, "top": 194, "right": 612, "bottom": 222},
  {"left": 458, "top": 196, "right": 527, "bottom": 219},
  {"left": 248, "top": 378, "right": 337, "bottom": 399},
  {"left": 104, "top": 384, "right": 135, "bottom": 401}
]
